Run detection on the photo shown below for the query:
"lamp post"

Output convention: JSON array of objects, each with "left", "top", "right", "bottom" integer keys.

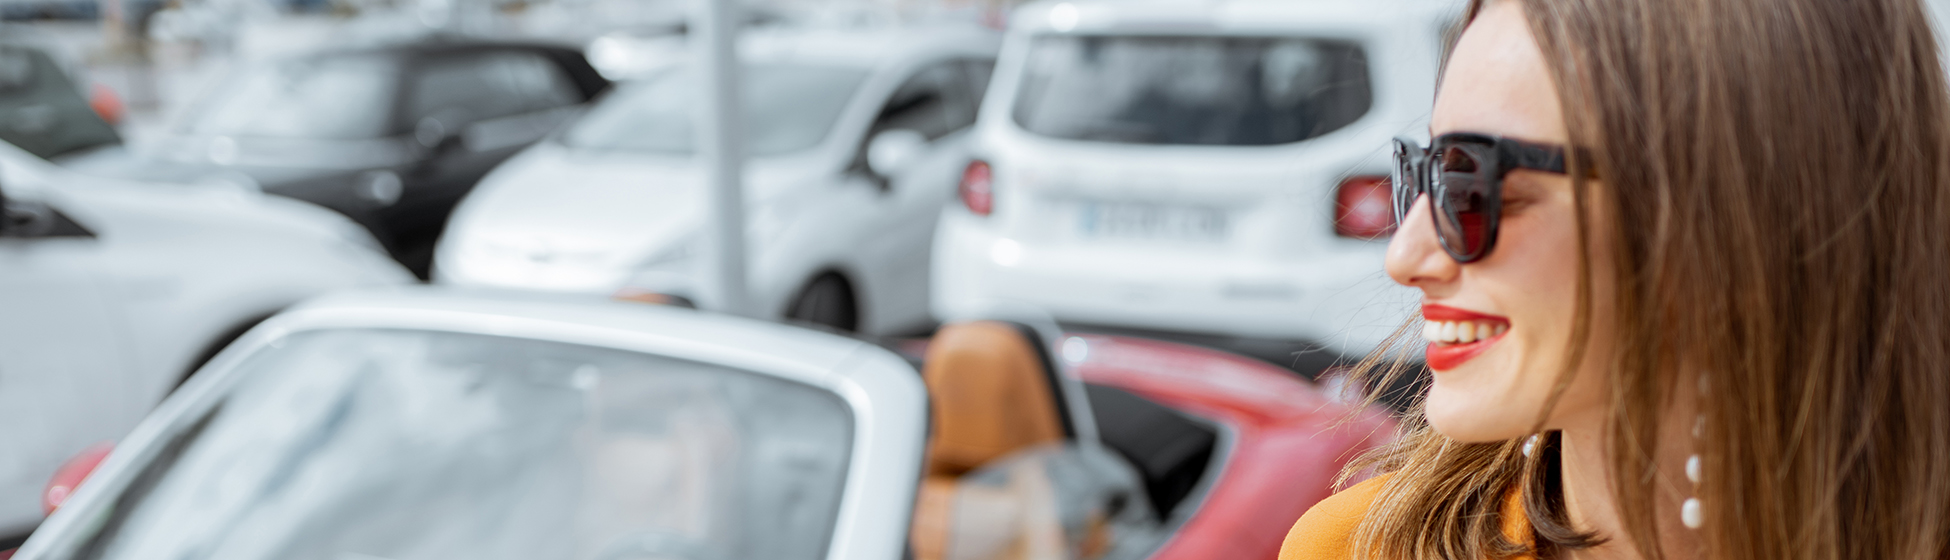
[{"left": 691, "top": 0, "right": 751, "bottom": 316}]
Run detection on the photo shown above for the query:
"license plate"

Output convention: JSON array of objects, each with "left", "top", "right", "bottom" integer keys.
[{"left": 1077, "top": 201, "right": 1229, "bottom": 242}]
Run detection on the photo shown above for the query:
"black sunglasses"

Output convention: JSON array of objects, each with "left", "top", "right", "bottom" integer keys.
[{"left": 1392, "top": 133, "right": 1573, "bottom": 263}]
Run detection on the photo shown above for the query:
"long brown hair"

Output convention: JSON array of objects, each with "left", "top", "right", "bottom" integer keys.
[{"left": 1343, "top": 0, "right": 1950, "bottom": 558}]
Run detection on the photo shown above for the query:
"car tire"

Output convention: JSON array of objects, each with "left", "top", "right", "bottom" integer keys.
[{"left": 787, "top": 274, "right": 859, "bottom": 332}]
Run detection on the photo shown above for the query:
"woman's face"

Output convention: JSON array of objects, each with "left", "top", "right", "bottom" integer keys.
[{"left": 1389, "top": 0, "right": 1613, "bottom": 442}]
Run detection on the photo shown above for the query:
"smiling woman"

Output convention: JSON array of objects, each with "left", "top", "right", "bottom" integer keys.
[{"left": 1280, "top": 0, "right": 1950, "bottom": 559}]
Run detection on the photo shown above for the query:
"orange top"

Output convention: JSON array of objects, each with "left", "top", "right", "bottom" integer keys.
[{"left": 1278, "top": 475, "right": 1534, "bottom": 560}]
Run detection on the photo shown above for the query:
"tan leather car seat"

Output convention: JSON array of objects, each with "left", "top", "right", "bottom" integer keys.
[{"left": 911, "top": 321, "right": 1069, "bottom": 560}]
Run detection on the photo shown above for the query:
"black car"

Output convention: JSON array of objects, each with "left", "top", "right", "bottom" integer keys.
[{"left": 66, "top": 38, "right": 610, "bottom": 278}]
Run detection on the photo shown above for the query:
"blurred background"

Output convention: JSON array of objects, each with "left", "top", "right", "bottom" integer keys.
[{"left": 6, "top": 0, "right": 1950, "bottom": 558}]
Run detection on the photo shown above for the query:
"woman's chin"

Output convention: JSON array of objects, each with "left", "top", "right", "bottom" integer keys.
[{"left": 1422, "top": 360, "right": 1538, "bottom": 443}]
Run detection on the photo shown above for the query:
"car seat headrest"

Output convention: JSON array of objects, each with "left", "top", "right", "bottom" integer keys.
[{"left": 920, "top": 321, "right": 1071, "bottom": 477}]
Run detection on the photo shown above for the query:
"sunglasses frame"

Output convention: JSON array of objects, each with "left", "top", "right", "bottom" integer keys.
[{"left": 1392, "top": 132, "right": 1572, "bottom": 263}]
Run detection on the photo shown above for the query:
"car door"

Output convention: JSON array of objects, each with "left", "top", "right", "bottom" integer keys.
[
  {"left": 390, "top": 49, "right": 586, "bottom": 255},
  {"left": 848, "top": 59, "right": 986, "bottom": 331},
  {"left": 0, "top": 170, "right": 132, "bottom": 536}
]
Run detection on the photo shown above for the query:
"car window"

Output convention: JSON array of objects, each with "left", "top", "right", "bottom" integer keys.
[
  {"left": 406, "top": 51, "right": 582, "bottom": 128},
  {"left": 0, "top": 44, "right": 119, "bottom": 158},
  {"left": 558, "top": 63, "right": 868, "bottom": 157},
  {"left": 1012, "top": 35, "right": 1373, "bottom": 146},
  {"left": 51, "top": 329, "right": 854, "bottom": 560},
  {"left": 182, "top": 54, "right": 398, "bottom": 139},
  {"left": 960, "top": 59, "right": 995, "bottom": 110},
  {"left": 870, "top": 61, "right": 975, "bottom": 142}
]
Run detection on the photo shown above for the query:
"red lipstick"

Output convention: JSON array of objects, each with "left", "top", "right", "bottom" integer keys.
[{"left": 1421, "top": 304, "right": 1511, "bottom": 371}]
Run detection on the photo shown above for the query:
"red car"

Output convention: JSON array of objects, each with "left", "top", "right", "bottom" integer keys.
[{"left": 14, "top": 291, "right": 1391, "bottom": 560}]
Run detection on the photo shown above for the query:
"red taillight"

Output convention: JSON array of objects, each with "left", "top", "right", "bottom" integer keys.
[
  {"left": 43, "top": 443, "right": 112, "bottom": 515},
  {"left": 1334, "top": 175, "right": 1394, "bottom": 239},
  {"left": 959, "top": 160, "right": 993, "bottom": 216},
  {"left": 88, "top": 84, "right": 123, "bottom": 127}
]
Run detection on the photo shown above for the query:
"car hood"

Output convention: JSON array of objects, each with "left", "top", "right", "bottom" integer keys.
[
  {"left": 2, "top": 140, "right": 396, "bottom": 262},
  {"left": 442, "top": 143, "right": 826, "bottom": 282}
]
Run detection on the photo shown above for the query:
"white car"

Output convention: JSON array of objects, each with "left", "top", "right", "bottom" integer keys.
[
  {"left": 0, "top": 137, "right": 411, "bottom": 542},
  {"left": 435, "top": 26, "right": 1000, "bottom": 335},
  {"left": 932, "top": 0, "right": 1453, "bottom": 357}
]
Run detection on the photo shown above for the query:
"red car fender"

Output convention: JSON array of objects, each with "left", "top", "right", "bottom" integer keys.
[{"left": 1066, "top": 335, "right": 1397, "bottom": 560}]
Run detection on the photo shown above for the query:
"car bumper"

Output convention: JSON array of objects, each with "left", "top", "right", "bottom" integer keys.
[{"left": 931, "top": 212, "right": 1412, "bottom": 355}]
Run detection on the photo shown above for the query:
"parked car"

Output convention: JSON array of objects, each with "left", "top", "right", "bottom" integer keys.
[
  {"left": 10, "top": 288, "right": 1390, "bottom": 560},
  {"left": 0, "top": 134, "right": 413, "bottom": 548},
  {"left": 437, "top": 26, "right": 999, "bottom": 335},
  {"left": 932, "top": 0, "right": 1453, "bottom": 359},
  {"left": 63, "top": 38, "right": 611, "bottom": 278}
]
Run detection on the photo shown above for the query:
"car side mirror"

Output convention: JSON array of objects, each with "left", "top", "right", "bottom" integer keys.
[
  {"left": 0, "top": 176, "right": 95, "bottom": 239},
  {"left": 1, "top": 198, "right": 57, "bottom": 237},
  {"left": 865, "top": 129, "right": 929, "bottom": 181}
]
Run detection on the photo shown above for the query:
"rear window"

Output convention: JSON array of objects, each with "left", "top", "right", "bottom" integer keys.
[
  {"left": 0, "top": 44, "right": 120, "bottom": 158},
  {"left": 1011, "top": 35, "right": 1373, "bottom": 146}
]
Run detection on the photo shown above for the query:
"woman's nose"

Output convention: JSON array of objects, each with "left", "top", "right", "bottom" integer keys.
[{"left": 1386, "top": 194, "right": 1462, "bottom": 289}]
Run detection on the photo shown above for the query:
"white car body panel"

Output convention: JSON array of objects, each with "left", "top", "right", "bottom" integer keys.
[
  {"left": 438, "top": 26, "right": 1001, "bottom": 336},
  {"left": 0, "top": 140, "right": 412, "bottom": 536},
  {"left": 933, "top": 0, "right": 1453, "bottom": 355},
  {"left": 15, "top": 289, "right": 928, "bottom": 560}
]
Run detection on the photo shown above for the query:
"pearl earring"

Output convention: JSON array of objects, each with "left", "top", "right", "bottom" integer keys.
[
  {"left": 1682, "top": 376, "right": 1706, "bottom": 529},
  {"left": 1522, "top": 434, "right": 1539, "bottom": 457}
]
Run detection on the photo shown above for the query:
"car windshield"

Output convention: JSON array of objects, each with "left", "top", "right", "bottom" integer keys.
[
  {"left": 559, "top": 63, "right": 866, "bottom": 156},
  {"left": 53, "top": 329, "right": 854, "bottom": 560},
  {"left": 1011, "top": 35, "right": 1373, "bottom": 146},
  {"left": 181, "top": 55, "right": 398, "bottom": 139}
]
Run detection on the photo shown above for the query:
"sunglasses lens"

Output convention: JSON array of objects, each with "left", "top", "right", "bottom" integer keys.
[{"left": 1433, "top": 145, "right": 1495, "bottom": 261}]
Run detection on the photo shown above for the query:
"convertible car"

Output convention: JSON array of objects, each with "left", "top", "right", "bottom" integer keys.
[{"left": 10, "top": 289, "right": 1391, "bottom": 560}]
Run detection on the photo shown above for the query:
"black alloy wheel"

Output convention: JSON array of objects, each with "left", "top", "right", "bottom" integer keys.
[{"left": 786, "top": 274, "right": 859, "bottom": 332}]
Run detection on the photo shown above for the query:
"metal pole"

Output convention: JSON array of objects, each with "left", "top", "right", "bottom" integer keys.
[{"left": 692, "top": 0, "right": 751, "bottom": 316}]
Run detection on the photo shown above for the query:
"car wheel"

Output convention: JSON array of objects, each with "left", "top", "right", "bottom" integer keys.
[{"left": 787, "top": 274, "right": 859, "bottom": 332}]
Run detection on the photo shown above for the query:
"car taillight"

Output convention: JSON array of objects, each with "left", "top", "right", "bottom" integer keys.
[
  {"left": 43, "top": 443, "right": 112, "bottom": 515},
  {"left": 959, "top": 160, "right": 993, "bottom": 216},
  {"left": 88, "top": 84, "right": 123, "bottom": 127},
  {"left": 1334, "top": 175, "right": 1394, "bottom": 239}
]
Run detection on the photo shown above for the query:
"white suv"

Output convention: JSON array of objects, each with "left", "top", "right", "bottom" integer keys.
[{"left": 932, "top": 0, "right": 1453, "bottom": 357}]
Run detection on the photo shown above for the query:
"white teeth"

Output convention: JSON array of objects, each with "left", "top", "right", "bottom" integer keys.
[{"left": 1421, "top": 319, "right": 1509, "bottom": 344}]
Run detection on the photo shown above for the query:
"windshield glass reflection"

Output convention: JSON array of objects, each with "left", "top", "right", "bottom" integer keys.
[
  {"left": 182, "top": 55, "right": 399, "bottom": 140},
  {"left": 559, "top": 63, "right": 868, "bottom": 157},
  {"left": 58, "top": 329, "right": 854, "bottom": 560},
  {"left": 1012, "top": 35, "right": 1372, "bottom": 146}
]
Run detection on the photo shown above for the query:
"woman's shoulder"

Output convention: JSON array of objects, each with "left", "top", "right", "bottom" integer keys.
[{"left": 1278, "top": 474, "right": 1392, "bottom": 560}]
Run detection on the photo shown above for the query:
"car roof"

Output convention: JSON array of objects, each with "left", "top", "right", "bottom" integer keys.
[
  {"left": 740, "top": 24, "right": 1000, "bottom": 67},
  {"left": 1008, "top": 0, "right": 1461, "bottom": 34}
]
